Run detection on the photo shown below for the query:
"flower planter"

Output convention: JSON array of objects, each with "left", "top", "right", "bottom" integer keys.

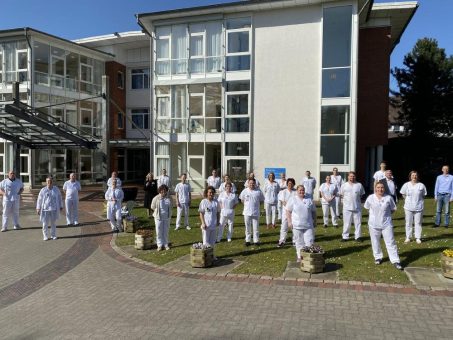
[
  {"left": 190, "top": 247, "right": 214, "bottom": 268},
  {"left": 300, "top": 251, "right": 325, "bottom": 274},
  {"left": 123, "top": 220, "right": 138, "bottom": 233},
  {"left": 134, "top": 230, "right": 153, "bottom": 250},
  {"left": 441, "top": 254, "right": 453, "bottom": 279}
]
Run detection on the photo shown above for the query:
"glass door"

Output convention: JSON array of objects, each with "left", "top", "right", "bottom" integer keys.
[
  {"left": 50, "top": 153, "right": 66, "bottom": 183},
  {"left": 225, "top": 157, "right": 249, "bottom": 193},
  {"left": 188, "top": 156, "right": 204, "bottom": 192}
]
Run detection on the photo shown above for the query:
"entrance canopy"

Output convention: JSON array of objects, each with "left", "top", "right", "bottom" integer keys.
[{"left": 0, "top": 101, "right": 100, "bottom": 149}]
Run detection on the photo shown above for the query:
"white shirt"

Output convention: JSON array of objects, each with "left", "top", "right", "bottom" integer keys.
[
  {"left": 0, "top": 178, "right": 23, "bottom": 202},
  {"left": 107, "top": 177, "right": 122, "bottom": 188},
  {"left": 63, "top": 180, "right": 81, "bottom": 201},
  {"left": 373, "top": 170, "right": 386, "bottom": 183},
  {"left": 331, "top": 175, "right": 343, "bottom": 195},
  {"left": 159, "top": 197, "right": 171, "bottom": 220},
  {"left": 364, "top": 194, "right": 396, "bottom": 229},
  {"left": 286, "top": 196, "right": 316, "bottom": 229},
  {"left": 278, "top": 188, "right": 296, "bottom": 211},
  {"left": 219, "top": 182, "right": 237, "bottom": 194},
  {"left": 400, "top": 182, "right": 427, "bottom": 212},
  {"left": 198, "top": 199, "right": 219, "bottom": 229},
  {"left": 218, "top": 192, "right": 238, "bottom": 217},
  {"left": 279, "top": 179, "right": 287, "bottom": 191},
  {"left": 157, "top": 175, "right": 171, "bottom": 188},
  {"left": 239, "top": 188, "right": 264, "bottom": 217},
  {"left": 340, "top": 182, "right": 365, "bottom": 211},
  {"left": 264, "top": 181, "right": 280, "bottom": 205},
  {"left": 37, "top": 186, "right": 63, "bottom": 212},
  {"left": 207, "top": 176, "right": 221, "bottom": 189},
  {"left": 105, "top": 187, "right": 124, "bottom": 210},
  {"left": 301, "top": 177, "right": 317, "bottom": 196},
  {"left": 175, "top": 182, "right": 191, "bottom": 204},
  {"left": 319, "top": 183, "right": 337, "bottom": 205}
]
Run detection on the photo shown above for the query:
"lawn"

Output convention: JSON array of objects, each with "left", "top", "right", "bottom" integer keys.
[{"left": 115, "top": 198, "right": 453, "bottom": 284}]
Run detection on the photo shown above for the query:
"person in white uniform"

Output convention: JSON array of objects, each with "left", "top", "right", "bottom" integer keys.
[
  {"left": 36, "top": 176, "right": 63, "bottom": 241},
  {"left": 331, "top": 167, "right": 343, "bottom": 218},
  {"left": 239, "top": 178, "right": 264, "bottom": 246},
  {"left": 277, "top": 178, "right": 296, "bottom": 247},
  {"left": 277, "top": 173, "right": 287, "bottom": 221},
  {"left": 157, "top": 169, "right": 171, "bottom": 189},
  {"left": 0, "top": 170, "right": 24, "bottom": 231},
  {"left": 286, "top": 185, "right": 317, "bottom": 262},
  {"left": 244, "top": 172, "right": 260, "bottom": 189},
  {"left": 199, "top": 186, "right": 220, "bottom": 254},
  {"left": 382, "top": 170, "right": 397, "bottom": 202},
  {"left": 207, "top": 169, "right": 221, "bottom": 191},
  {"left": 301, "top": 171, "right": 316, "bottom": 199},
  {"left": 62, "top": 173, "right": 81, "bottom": 226},
  {"left": 373, "top": 161, "right": 387, "bottom": 184},
  {"left": 364, "top": 182, "right": 403, "bottom": 270},
  {"left": 340, "top": 171, "right": 365, "bottom": 242},
  {"left": 175, "top": 173, "right": 191, "bottom": 230},
  {"left": 107, "top": 171, "right": 122, "bottom": 188},
  {"left": 217, "top": 182, "right": 238, "bottom": 242},
  {"left": 400, "top": 171, "right": 427, "bottom": 244},
  {"left": 264, "top": 172, "right": 280, "bottom": 229},
  {"left": 319, "top": 175, "right": 338, "bottom": 228},
  {"left": 219, "top": 174, "right": 237, "bottom": 194},
  {"left": 151, "top": 184, "right": 172, "bottom": 251},
  {"left": 105, "top": 179, "right": 124, "bottom": 232}
]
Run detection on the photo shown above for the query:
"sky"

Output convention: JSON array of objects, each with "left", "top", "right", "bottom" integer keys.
[{"left": 1, "top": 0, "right": 451, "bottom": 89}]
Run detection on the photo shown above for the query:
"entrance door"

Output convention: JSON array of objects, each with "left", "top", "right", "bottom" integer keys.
[
  {"left": 225, "top": 157, "right": 249, "bottom": 193},
  {"left": 188, "top": 156, "right": 204, "bottom": 192},
  {"left": 50, "top": 154, "right": 66, "bottom": 182},
  {"left": 20, "top": 151, "right": 31, "bottom": 185}
]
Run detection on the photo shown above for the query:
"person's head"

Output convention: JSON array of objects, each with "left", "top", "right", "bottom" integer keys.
[
  {"left": 325, "top": 175, "right": 331, "bottom": 183},
  {"left": 46, "top": 176, "right": 53, "bottom": 188},
  {"left": 7, "top": 170, "right": 15, "bottom": 180},
  {"left": 268, "top": 172, "right": 275, "bottom": 181},
  {"left": 111, "top": 171, "right": 118, "bottom": 179},
  {"left": 442, "top": 165, "right": 449, "bottom": 175},
  {"left": 409, "top": 171, "right": 419, "bottom": 182},
  {"left": 225, "top": 182, "right": 233, "bottom": 193},
  {"left": 146, "top": 172, "right": 154, "bottom": 180},
  {"left": 212, "top": 169, "right": 217, "bottom": 177},
  {"left": 223, "top": 174, "right": 230, "bottom": 182},
  {"left": 248, "top": 178, "right": 256, "bottom": 189},
  {"left": 380, "top": 161, "right": 387, "bottom": 171},
  {"left": 296, "top": 184, "right": 305, "bottom": 198},
  {"left": 385, "top": 170, "right": 393, "bottom": 179},
  {"left": 180, "top": 173, "right": 187, "bottom": 182},
  {"left": 305, "top": 170, "right": 311, "bottom": 177},
  {"left": 287, "top": 178, "right": 295, "bottom": 190},
  {"left": 158, "top": 184, "right": 168, "bottom": 197},
  {"left": 347, "top": 171, "right": 356, "bottom": 183},
  {"left": 332, "top": 167, "right": 339, "bottom": 175},
  {"left": 374, "top": 182, "right": 385, "bottom": 195},
  {"left": 204, "top": 186, "right": 216, "bottom": 200},
  {"left": 69, "top": 173, "right": 76, "bottom": 181},
  {"left": 281, "top": 173, "right": 286, "bottom": 180},
  {"left": 161, "top": 169, "right": 167, "bottom": 176},
  {"left": 248, "top": 172, "right": 255, "bottom": 180}
]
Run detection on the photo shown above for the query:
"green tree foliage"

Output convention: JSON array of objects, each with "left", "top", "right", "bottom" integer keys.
[{"left": 391, "top": 38, "right": 453, "bottom": 138}]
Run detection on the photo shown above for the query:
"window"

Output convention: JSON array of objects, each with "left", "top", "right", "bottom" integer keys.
[
  {"left": 117, "top": 71, "right": 124, "bottom": 89},
  {"left": 0, "top": 51, "right": 3, "bottom": 83},
  {"left": 118, "top": 112, "right": 124, "bottom": 129},
  {"left": 131, "top": 108, "right": 149, "bottom": 129},
  {"left": 226, "top": 17, "right": 251, "bottom": 71},
  {"left": 225, "top": 142, "right": 249, "bottom": 156},
  {"left": 131, "top": 68, "right": 149, "bottom": 89},
  {"left": 225, "top": 80, "right": 250, "bottom": 132},
  {"left": 155, "top": 26, "right": 171, "bottom": 76},
  {"left": 34, "top": 42, "right": 50, "bottom": 86},
  {"left": 16, "top": 49, "right": 28, "bottom": 82},
  {"left": 320, "top": 106, "right": 350, "bottom": 164}
]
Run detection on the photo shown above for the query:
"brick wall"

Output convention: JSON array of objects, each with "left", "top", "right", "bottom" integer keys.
[{"left": 105, "top": 61, "right": 126, "bottom": 140}]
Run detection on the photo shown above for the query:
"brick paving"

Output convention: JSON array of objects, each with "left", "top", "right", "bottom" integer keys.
[{"left": 0, "top": 194, "right": 452, "bottom": 339}]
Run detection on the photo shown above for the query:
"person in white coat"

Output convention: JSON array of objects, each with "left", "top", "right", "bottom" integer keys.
[
  {"left": 217, "top": 182, "right": 238, "bottom": 242},
  {"left": 264, "top": 172, "right": 280, "bottom": 229},
  {"left": 364, "top": 182, "right": 403, "bottom": 270},
  {"left": 0, "top": 170, "right": 24, "bottom": 231},
  {"left": 36, "top": 176, "right": 63, "bottom": 241},
  {"left": 340, "top": 171, "right": 365, "bottom": 242},
  {"left": 331, "top": 167, "right": 343, "bottom": 218},
  {"left": 157, "top": 169, "right": 171, "bottom": 189},
  {"left": 277, "top": 173, "right": 287, "bottom": 221},
  {"left": 301, "top": 170, "right": 316, "bottom": 199},
  {"left": 400, "top": 171, "right": 427, "bottom": 244},
  {"left": 239, "top": 178, "right": 264, "bottom": 246},
  {"left": 286, "top": 185, "right": 317, "bottom": 262},
  {"left": 107, "top": 171, "right": 122, "bottom": 188},
  {"left": 373, "top": 161, "right": 387, "bottom": 184},
  {"left": 151, "top": 184, "right": 172, "bottom": 251},
  {"left": 207, "top": 169, "right": 221, "bottom": 191},
  {"left": 277, "top": 178, "right": 296, "bottom": 247},
  {"left": 244, "top": 172, "right": 260, "bottom": 189},
  {"left": 219, "top": 174, "right": 237, "bottom": 194},
  {"left": 319, "top": 175, "right": 338, "bottom": 228},
  {"left": 199, "top": 186, "right": 220, "bottom": 254},
  {"left": 105, "top": 179, "right": 124, "bottom": 232},
  {"left": 62, "top": 173, "right": 81, "bottom": 226},
  {"left": 175, "top": 173, "right": 191, "bottom": 230}
]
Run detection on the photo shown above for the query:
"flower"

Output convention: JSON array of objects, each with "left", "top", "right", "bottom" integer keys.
[
  {"left": 301, "top": 245, "right": 324, "bottom": 254},
  {"left": 442, "top": 249, "right": 453, "bottom": 257},
  {"left": 136, "top": 228, "right": 152, "bottom": 237},
  {"left": 192, "top": 242, "right": 211, "bottom": 250}
]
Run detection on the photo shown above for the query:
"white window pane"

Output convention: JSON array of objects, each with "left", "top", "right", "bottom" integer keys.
[{"left": 156, "top": 39, "right": 169, "bottom": 59}]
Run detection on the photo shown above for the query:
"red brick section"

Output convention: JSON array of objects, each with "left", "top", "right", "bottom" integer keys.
[{"left": 356, "top": 26, "right": 391, "bottom": 183}]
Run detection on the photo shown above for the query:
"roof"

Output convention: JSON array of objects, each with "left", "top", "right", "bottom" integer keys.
[{"left": 73, "top": 31, "right": 148, "bottom": 49}]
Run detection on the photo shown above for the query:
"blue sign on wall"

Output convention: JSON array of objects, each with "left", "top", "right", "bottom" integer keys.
[{"left": 264, "top": 168, "right": 286, "bottom": 180}]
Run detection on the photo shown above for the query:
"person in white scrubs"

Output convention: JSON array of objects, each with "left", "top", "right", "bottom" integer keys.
[
  {"left": 219, "top": 174, "right": 237, "bottom": 194},
  {"left": 0, "top": 170, "right": 24, "bottom": 231},
  {"left": 277, "top": 173, "right": 287, "bottom": 221},
  {"left": 207, "top": 169, "right": 221, "bottom": 191},
  {"left": 319, "top": 175, "right": 338, "bottom": 228},
  {"left": 62, "top": 173, "right": 81, "bottom": 226},
  {"left": 239, "top": 178, "right": 264, "bottom": 246},
  {"left": 340, "top": 171, "right": 365, "bottom": 242},
  {"left": 264, "top": 172, "right": 280, "bottom": 229},
  {"left": 175, "top": 173, "right": 191, "bottom": 230},
  {"left": 105, "top": 179, "right": 124, "bottom": 232},
  {"left": 217, "top": 182, "right": 238, "bottom": 242},
  {"left": 277, "top": 178, "right": 296, "bottom": 247},
  {"left": 244, "top": 172, "right": 260, "bottom": 189},
  {"left": 286, "top": 185, "right": 317, "bottom": 262},
  {"left": 364, "top": 182, "right": 403, "bottom": 270},
  {"left": 151, "top": 184, "right": 172, "bottom": 251},
  {"left": 331, "top": 167, "right": 343, "bottom": 218},
  {"left": 157, "top": 169, "right": 171, "bottom": 189},
  {"left": 400, "top": 171, "right": 427, "bottom": 244},
  {"left": 36, "top": 176, "right": 64, "bottom": 241},
  {"left": 301, "top": 170, "right": 316, "bottom": 199},
  {"left": 199, "top": 186, "right": 220, "bottom": 256},
  {"left": 373, "top": 161, "right": 387, "bottom": 184},
  {"left": 107, "top": 171, "right": 122, "bottom": 188}
]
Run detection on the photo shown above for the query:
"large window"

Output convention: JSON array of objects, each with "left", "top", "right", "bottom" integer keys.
[
  {"left": 225, "top": 142, "right": 249, "bottom": 156},
  {"left": 320, "top": 106, "right": 350, "bottom": 164},
  {"left": 226, "top": 17, "right": 251, "bottom": 71},
  {"left": 0, "top": 51, "right": 3, "bottom": 83},
  {"left": 131, "top": 68, "right": 149, "bottom": 89},
  {"left": 131, "top": 108, "right": 150, "bottom": 129},
  {"left": 16, "top": 48, "right": 28, "bottom": 82},
  {"left": 225, "top": 80, "right": 250, "bottom": 132}
]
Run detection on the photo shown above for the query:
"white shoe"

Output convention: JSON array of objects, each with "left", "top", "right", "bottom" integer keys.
[
  {"left": 165, "top": 245, "right": 170, "bottom": 250},
  {"left": 175, "top": 226, "right": 180, "bottom": 230},
  {"left": 416, "top": 238, "right": 422, "bottom": 244},
  {"left": 186, "top": 225, "right": 191, "bottom": 230},
  {"left": 13, "top": 225, "right": 21, "bottom": 230},
  {"left": 157, "top": 246, "right": 162, "bottom": 251},
  {"left": 52, "top": 236, "right": 58, "bottom": 240},
  {"left": 227, "top": 239, "right": 232, "bottom": 242},
  {"left": 404, "top": 238, "right": 410, "bottom": 244},
  {"left": 74, "top": 221, "right": 79, "bottom": 226},
  {"left": 1, "top": 228, "right": 6, "bottom": 232},
  {"left": 43, "top": 237, "right": 48, "bottom": 241}
]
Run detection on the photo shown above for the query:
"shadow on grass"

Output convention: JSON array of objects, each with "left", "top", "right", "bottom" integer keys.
[
  {"left": 399, "top": 246, "right": 447, "bottom": 267},
  {"left": 324, "top": 262, "right": 343, "bottom": 272},
  {"left": 324, "top": 244, "right": 369, "bottom": 259}
]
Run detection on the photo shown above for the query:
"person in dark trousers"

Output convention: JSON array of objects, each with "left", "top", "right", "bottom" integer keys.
[{"left": 144, "top": 172, "right": 158, "bottom": 217}]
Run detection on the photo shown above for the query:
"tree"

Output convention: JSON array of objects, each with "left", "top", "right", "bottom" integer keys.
[{"left": 391, "top": 38, "right": 453, "bottom": 139}]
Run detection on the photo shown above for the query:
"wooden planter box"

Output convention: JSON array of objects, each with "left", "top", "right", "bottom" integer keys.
[
  {"left": 135, "top": 233, "right": 153, "bottom": 250},
  {"left": 190, "top": 247, "right": 214, "bottom": 268},
  {"left": 300, "top": 251, "right": 325, "bottom": 274},
  {"left": 123, "top": 220, "right": 138, "bottom": 233},
  {"left": 441, "top": 254, "right": 453, "bottom": 279}
]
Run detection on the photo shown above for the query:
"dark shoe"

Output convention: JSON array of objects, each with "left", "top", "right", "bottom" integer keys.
[
  {"left": 433, "top": 224, "right": 440, "bottom": 228},
  {"left": 340, "top": 238, "right": 347, "bottom": 242},
  {"left": 245, "top": 242, "right": 251, "bottom": 247},
  {"left": 394, "top": 262, "right": 403, "bottom": 270},
  {"left": 374, "top": 259, "right": 382, "bottom": 265},
  {"left": 324, "top": 224, "right": 328, "bottom": 228},
  {"left": 445, "top": 226, "right": 449, "bottom": 229},
  {"left": 253, "top": 242, "right": 260, "bottom": 246},
  {"left": 355, "top": 237, "right": 363, "bottom": 243}
]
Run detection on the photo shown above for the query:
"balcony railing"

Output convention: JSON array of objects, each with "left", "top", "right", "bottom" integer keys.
[{"left": 155, "top": 56, "right": 223, "bottom": 77}]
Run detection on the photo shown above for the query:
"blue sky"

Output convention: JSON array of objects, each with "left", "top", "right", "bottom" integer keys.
[{"left": 1, "top": 0, "right": 451, "bottom": 88}]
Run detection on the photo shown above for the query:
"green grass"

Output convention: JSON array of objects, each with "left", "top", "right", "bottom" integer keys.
[{"left": 115, "top": 198, "right": 453, "bottom": 284}]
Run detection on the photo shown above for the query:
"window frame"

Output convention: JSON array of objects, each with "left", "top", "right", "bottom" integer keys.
[
  {"left": 117, "top": 71, "right": 124, "bottom": 89},
  {"left": 130, "top": 108, "right": 150, "bottom": 130},
  {"left": 131, "top": 68, "right": 150, "bottom": 90}
]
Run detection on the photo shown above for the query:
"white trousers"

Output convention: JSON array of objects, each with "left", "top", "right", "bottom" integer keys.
[
  {"left": 65, "top": 199, "right": 79, "bottom": 224},
  {"left": 218, "top": 214, "right": 234, "bottom": 241},
  {"left": 342, "top": 209, "right": 362, "bottom": 240},
  {"left": 321, "top": 203, "right": 338, "bottom": 226},
  {"left": 369, "top": 225, "right": 400, "bottom": 264},
  {"left": 155, "top": 219, "right": 170, "bottom": 247},
  {"left": 2, "top": 200, "right": 20, "bottom": 229},
  {"left": 265, "top": 203, "right": 277, "bottom": 225},
  {"left": 334, "top": 196, "right": 341, "bottom": 216},
  {"left": 404, "top": 209, "right": 423, "bottom": 240},
  {"left": 279, "top": 212, "right": 293, "bottom": 243},
  {"left": 277, "top": 201, "right": 282, "bottom": 221},
  {"left": 293, "top": 228, "right": 314, "bottom": 259},
  {"left": 244, "top": 215, "right": 260, "bottom": 243},
  {"left": 202, "top": 227, "right": 217, "bottom": 247},
  {"left": 41, "top": 210, "right": 58, "bottom": 239},
  {"left": 176, "top": 203, "right": 189, "bottom": 228},
  {"left": 107, "top": 204, "right": 122, "bottom": 230}
]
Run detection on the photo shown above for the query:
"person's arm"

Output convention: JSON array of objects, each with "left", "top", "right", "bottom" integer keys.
[
  {"left": 36, "top": 188, "right": 43, "bottom": 214},
  {"left": 175, "top": 185, "right": 181, "bottom": 207},
  {"left": 434, "top": 177, "right": 439, "bottom": 200},
  {"left": 311, "top": 203, "right": 317, "bottom": 222}
]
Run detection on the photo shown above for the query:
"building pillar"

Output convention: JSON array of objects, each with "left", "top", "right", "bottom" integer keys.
[{"left": 102, "top": 76, "right": 110, "bottom": 182}]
